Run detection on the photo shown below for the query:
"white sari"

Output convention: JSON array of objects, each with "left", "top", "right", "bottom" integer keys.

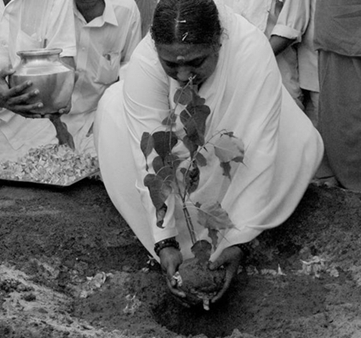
[{"left": 94, "top": 2, "right": 323, "bottom": 261}]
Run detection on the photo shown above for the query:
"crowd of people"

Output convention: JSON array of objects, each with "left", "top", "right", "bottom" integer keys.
[{"left": 0, "top": 0, "right": 359, "bottom": 307}]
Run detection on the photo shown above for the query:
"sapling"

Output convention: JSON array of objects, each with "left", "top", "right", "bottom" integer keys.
[{"left": 140, "top": 78, "right": 245, "bottom": 310}]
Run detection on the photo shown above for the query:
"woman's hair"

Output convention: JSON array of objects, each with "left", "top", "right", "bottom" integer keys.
[{"left": 151, "top": 0, "right": 222, "bottom": 46}]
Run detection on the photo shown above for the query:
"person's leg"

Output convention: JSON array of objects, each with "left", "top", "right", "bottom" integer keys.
[
  {"left": 318, "top": 51, "right": 361, "bottom": 192},
  {"left": 303, "top": 90, "right": 319, "bottom": 128}
]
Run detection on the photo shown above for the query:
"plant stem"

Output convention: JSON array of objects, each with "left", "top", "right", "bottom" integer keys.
[{"left": 183, "top": 204, "right": 197, "bottom": 245}]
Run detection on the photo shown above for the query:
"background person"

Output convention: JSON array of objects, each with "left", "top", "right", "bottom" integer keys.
[
  {"left": 268, "top": 0, "right": 319, "bottom": 126},
  {"left": 64, "top": 0, "right": 142, "bottom": 155},
  {"left": 224, "top": 0, "right": 306, "bottom": 110},
  {"left": 295, "top": 0, "right": 319, "bottom": 128},
  {"left": 0, "top": 0, "right": 142, "bottom": 162},
  {"left": 314, "top": 0, "right": 361, "bottom": 191},
  {"left": 94, "top": 0, "right": 323, "bottom": 305},
  {"left": 0, "top": 0, "right": 76, "bottom": 161}
]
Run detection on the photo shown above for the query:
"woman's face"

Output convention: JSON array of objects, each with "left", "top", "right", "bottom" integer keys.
[{"left": 156, "top": 43, "right": 220, "bottom": 87}]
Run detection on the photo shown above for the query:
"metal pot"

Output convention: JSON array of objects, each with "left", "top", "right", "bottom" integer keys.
[{"left": 9, "top": 48, "right": 75, "bottom": 115}]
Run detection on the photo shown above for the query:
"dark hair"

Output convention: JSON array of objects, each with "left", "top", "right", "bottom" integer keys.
[{"left": 151, "top": 0, "right": 222, "bottom": 46}]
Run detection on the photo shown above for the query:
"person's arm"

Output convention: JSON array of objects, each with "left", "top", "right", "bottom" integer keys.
[
  {"left": 124, "top": 37, "right": 179, "bottom": 243},
  {"left": 269, "top": 35, "right": 295, "bottom": 56},
  {"left": 0, "top": 68, "right": 43, "bottom": 117},
  {"left": 61, "top": 56, "right": 75, "bottom": 70},
  {"left": 270, "top": 0, "right": 311, "bottom": 55}
]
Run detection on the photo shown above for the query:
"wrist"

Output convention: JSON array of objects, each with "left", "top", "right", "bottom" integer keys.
[
  {"left": 154, "top": 237, "right": 180, "bottom": 256},
  {"left": 232, "top": 242, "right": 252, "bottom": 257}
]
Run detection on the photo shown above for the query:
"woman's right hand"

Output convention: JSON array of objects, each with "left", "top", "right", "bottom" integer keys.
[
  {"left": 159, "top": 246, "right": 202, "bottom": 308},
  {"left": 0, "top": 68, "right": 43, "bottom": 118},
  {"left": 159, "top": 247, "right": 187, "bottom": 298}
]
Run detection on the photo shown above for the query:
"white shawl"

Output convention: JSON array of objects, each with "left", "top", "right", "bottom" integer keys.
[{"left": 94, "top": 2, "right": 323, "bottom": 261}]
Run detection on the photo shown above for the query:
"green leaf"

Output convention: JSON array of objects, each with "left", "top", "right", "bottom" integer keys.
[
  {"left": 156, "top": 203, "right": 167, "bottom": 228},
  {"left": 173, "top": 86, "right": 195, "bottom": 105},
  {"left": 180, "top": 104, "right": 210, "bottom": 146},
  {"left": 164, "top": 154, "right": 181, "bottom": 171},
  {"left": 190, "top": 92, "right": 206, "bottom": 106},
  {"left": 162, "top": 112, "right": 177, "bottom": 127},
  {"left": 152, "top": 156, "right": 164, "bottom": 173},
  {"left": 180, "top": 164, "right": 200, "bottom": 194},
  {"left": 182, "top": 135, "right": 198, "bottom": 157},
  {"left": 195, "top": 152, "right": 207, "bottom": 167},
  {"left": 152, "top": 131, "right": 178, "bottom": 160},
  {"left": 140, "top": 132, "right": 154, "bottom": 168},
  {"left": 214, "top": 134, "right": 245, "bottom": 163},
  {"left": 143, "top": 174, "right": 171, "bottom": 228},
  {"left": 179, "top": 90, "right": 210, "bottom": 147},
  {"left": 157, "top": 165, "right": 174, "bottom": 182},
  {"left": 220, "top": 161, "right": 231, "bottom": 179},
  {"left": 197, "top": 201, "right": 235, "bottom": 230},
  {"left": 144, "top": 173, "right": 172, "bottom": 210}
]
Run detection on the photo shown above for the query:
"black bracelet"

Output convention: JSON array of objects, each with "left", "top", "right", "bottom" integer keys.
[
  {"left": 233, "top": 242, "right": 252, "bottom": 257},
  {"left": 154, "top": 237, "right": 180, "bottom": 256}
]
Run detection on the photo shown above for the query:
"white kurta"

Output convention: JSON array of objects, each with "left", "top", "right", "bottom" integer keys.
[
  {"left": 297, "top": 0, "right": 318, "bottom": 93},
  {"left": 94, "top": 2, "right": 323, "bottom": 262},
  {"left": 0, "top": 0, "right": 76, "bottom": 69},
  {"left": 67, "top": 0, "right": 141, "bottom": 142},
  {"left": 223, "top": 0, "right": 305, "bottom": 109}
]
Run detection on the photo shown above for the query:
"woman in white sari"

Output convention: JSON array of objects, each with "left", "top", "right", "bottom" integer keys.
[{"left": 94, "top": 0, "right": 323, "bottom": 305}]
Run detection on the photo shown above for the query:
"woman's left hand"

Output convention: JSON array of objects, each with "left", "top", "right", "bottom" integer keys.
[{"left": 208, "top": 245, "right": 244, "bottom": 304}]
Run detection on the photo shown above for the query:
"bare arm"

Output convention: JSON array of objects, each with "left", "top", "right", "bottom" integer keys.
[
  {"left": 61, "top": 56, "right": 75, "bottom": 70},
  {"left": 269, "top": 35, "right": 295, "bottom": 56}
]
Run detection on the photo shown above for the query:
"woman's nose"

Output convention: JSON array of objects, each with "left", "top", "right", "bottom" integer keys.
[{"left": 177, "top": 66, "right": 192, "bottom": 82}]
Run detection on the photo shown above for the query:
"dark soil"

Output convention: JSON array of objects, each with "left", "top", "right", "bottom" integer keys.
[{"left": 0, "top": 178, "right": 361, "bottom": 338}]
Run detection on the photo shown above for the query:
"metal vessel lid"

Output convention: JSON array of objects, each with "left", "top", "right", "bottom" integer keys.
[{"left": 16, "top": 48, "right": 63, "bottom": 57}]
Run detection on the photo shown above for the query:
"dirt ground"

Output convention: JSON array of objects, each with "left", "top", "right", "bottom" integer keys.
[{"left": 0, "top": 178, "right": 361, "bottom": 338}]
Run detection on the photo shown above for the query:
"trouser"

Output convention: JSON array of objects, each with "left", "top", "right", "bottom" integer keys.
[{"left": 318, "top": 50, "right": 361, "bottom": 192}]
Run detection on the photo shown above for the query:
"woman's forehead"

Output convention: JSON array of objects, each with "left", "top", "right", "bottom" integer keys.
[{"left": 156, "top": 43, "right": 215, "bottom": 61}]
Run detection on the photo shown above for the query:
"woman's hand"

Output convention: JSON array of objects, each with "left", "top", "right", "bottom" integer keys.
[
  {"left": 159, "top": 246, "right": 186, "bottom": 297},
  {"left": 0, "top": 68, "right": 43, "bottom": 117},
  {"left": 159, "top": 247, "right": 201, "bottom": 308},
  {"left": 209, "top": 245, "right": 244, "bottom": 304}
]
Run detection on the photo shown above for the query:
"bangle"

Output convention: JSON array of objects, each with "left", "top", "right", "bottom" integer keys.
[
  {"left": 154, "top": 237, "right": 180, "bottom": 256},
  {"left": 233, "top": 242, "right": 252, "bottom": 257}
]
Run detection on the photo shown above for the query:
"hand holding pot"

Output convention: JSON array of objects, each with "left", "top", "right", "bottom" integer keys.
[
  {"left": 8, "top": 48, "right": 75, "bottom": 118},
  {"left": 209, "top": 245, "right": 243, "bottom": 304},
  {"left": 0, "top": 68, "right": 43, "bottom": 117},
  {"left": 159, "top": 246, "right": 202, "bottom": 308},
  {"left": 159, "top": 246, "right": 185, "bottom": 296}
]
